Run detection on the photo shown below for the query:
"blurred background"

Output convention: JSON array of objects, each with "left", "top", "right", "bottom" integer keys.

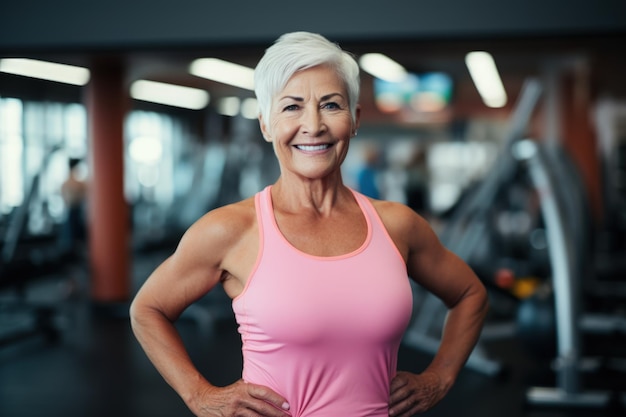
[{"left": 1, "top": 1, "right": 626, "bottom": 416}]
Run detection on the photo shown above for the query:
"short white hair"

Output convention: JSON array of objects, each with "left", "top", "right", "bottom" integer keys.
[{"left": 254, "top": 32, "right": 360, "bottom": 126}]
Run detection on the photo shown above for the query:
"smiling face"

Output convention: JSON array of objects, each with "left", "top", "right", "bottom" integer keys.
[{"left": 259, "top": 65, "right": 360, "bottom": 181}]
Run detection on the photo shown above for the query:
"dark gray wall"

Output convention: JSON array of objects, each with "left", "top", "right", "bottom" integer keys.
[{"left": 1, "top": 0, "right": 625, "bottom": 51}]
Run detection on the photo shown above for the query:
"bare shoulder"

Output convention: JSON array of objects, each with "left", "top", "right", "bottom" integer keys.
[
  {"left": 182, "top": 197, "right": 256, "bottom": 256},
  {"left": 370, "top": 198, "right": 429, "bottom": 236},
  {"left": 369, "top": 198, "right": 438, "bottom": 258},
  {"left": 193, "top": 197, "right": 256, "bottom": 237},
  {"left": 130, "top": 197, "right": 258, "bottom": 319}
]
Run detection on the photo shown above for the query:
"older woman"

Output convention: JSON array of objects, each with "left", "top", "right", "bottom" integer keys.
[{"left": 130, "top": 32, "right": 488, "bottom": 417}]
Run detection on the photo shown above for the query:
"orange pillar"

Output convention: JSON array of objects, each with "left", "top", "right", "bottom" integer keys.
[
  {"left": 559, "top": 65, "right": 603, "bottom": 224},
  {"left": 86, "top": 58, "right": 131, "bottom": 303}
]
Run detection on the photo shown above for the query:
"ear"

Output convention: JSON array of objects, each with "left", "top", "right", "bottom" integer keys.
[
  {"left": 259, "top": 114, "right": 272, "bottom": 142},
  {"left": 352, "top": 104, "right": 362, "bottom": 137}
]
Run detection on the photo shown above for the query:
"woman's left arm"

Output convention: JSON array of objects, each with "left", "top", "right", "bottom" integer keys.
[{"left": 380, "top": 203, "right": 489, "bottom": 416}]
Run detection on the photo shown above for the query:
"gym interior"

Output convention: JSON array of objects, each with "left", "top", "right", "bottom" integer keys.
[{"left": 1, "top": 2, "right": 626, "bottom": 416}]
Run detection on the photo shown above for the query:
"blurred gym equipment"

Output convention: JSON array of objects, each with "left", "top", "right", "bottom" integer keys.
[
  {"left": 404, "top": 78, "right": 544, "bottom": 377},
  {"left": 405, "top": 75, "right": 626, "bottom": 409},
  {"left": 518, "top": 140, "right": 613, "bottom": 408},
  {"left": 0, "top": 146, "right": 71, "bottom": 347}
]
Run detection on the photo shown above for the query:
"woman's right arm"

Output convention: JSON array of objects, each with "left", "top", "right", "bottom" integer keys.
[{"left": 129, "top": 208, "right": 290, "bottom": 417}]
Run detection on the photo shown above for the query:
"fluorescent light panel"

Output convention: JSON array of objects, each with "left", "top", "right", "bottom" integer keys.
[
  {"left": 0, "top": 58, "right": 90, "bottom": 85},
  {"left": 241, "top": 98, "right": 259, "bottom": 120},
  {"left": 129, "top": 136, "right": 163, "bottom": 164},
  {"left": 465, "top": 51, "right": 507, "bottom": 108},
  {"left": 217, "top": 97, "right": 240, "bottom": 116},
  {"left": 130, "top": 80, "right": 209, "bottom": 110},
  {"left": 190, "top": 58, "right": 255, "bottom": 91},
  {"left": 358, "top": 53, "right": 407, "bottom": 83}
]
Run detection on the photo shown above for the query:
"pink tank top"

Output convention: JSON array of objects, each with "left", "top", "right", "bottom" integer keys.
[{"left": 232, "top": 186, "right": 413, "bottom": 416}]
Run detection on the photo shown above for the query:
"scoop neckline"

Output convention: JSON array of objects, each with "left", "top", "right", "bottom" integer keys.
[{"left": 265, "top": 185, "right": 372, "bottom": 260}]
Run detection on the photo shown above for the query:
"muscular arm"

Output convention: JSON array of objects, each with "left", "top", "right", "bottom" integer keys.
[
  {"left": 129, "top": 203, "right": 290, "bottom": 416},
  {"left": 129, "top": 208, "right": 232, "bottom": 408},
  {"left": 408, "top": 213, "right": 488, "bottom": 387},
  {"left": 377, "top": 202, "right": 489, "bottom": 415}
]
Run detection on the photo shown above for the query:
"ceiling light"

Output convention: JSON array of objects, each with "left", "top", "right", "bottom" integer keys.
[
  {"left": 241, "top": 98, "right": 259, "bottom": 120},
  {"left": 0, "top": 58, "right": 90, "bottom": 85},
  {"left": 130, "top": 80, "right": 209, "bottom": 110},
  {"left": 465, "top": 51, "right": 507, "bottom": 108},
  {"left": 129, "top": 136, "right": 163, "bottom": 164},
  {"left": 358, "top": 53, "right": 407, "bottom": 83},
  {"left": 189, "top": 58, "right": 255, "bottom": 91},
  {"left": 217, "top": 97, "right": 240, "bottom": 116}
]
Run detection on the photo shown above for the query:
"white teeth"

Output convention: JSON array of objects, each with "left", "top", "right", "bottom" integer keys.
[{"left": 296, "top": 144, "right": 330, "bottom": 151}]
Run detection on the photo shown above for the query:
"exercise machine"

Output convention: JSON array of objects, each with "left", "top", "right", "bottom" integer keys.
[
  {"left": 515, "top": 140, "right": 617, "bottom": 408},
  {"left": 403, "top": 78, "right": 543, "bottom": 377},
  {"left": 404, "top": 76, "right": 626, "bottom": 410},
  {"left": 0, "top": 147, "right": 69, "bottom": 347}
]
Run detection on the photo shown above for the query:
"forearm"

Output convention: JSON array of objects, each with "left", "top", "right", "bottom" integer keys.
[
  {"left": 130, "top": 304, "right": 213, "bottom": 407},
  {"left": 425, "top": 285, "right": 489, "bottom": 388}
]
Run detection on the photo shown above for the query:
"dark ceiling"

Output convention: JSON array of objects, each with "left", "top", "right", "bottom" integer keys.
[{"left": 1, "top": 1, "right": 625, "bottom": 129}]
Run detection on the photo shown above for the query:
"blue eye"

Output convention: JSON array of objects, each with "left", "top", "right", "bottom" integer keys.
[
  {"left": 283, "top": 104, "right": 299, "bottom": 111},
  {"left": 323, "top": 102, "right": 340, "bottom": 110}
]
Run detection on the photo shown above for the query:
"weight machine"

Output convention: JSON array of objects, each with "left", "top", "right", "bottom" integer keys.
[
  {"left": 403, "top": 77, "right": 626, "bottom": 409},
  {"left": 403, "top": 78, "right": 543, "bottom": 377},
  {"left": 0, "top": 147, "right": 68, "bottom": 347}
]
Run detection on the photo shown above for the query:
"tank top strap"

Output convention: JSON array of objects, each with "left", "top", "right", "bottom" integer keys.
[
  {"left": 255, "top": 185, "right": 281, "bottom": 249},
  {"left": 349, "top": 187, "right": 384, "bottom": 235},
  {"left": 256, "top": 185, "right": 273, "bottom": 226},
  {"left": 349, "top": 188, "right": 375, "bottom": 219},
  {"left": 349, "top": 188, "right": 406, "bottom": 264}
]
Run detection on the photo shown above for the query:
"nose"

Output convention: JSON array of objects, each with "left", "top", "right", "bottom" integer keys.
[{"left": 301, "top": 106, "right": 326, "bottom": 137}]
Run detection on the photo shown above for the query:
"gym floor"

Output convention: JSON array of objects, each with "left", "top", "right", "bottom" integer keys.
[{"left": 1, "top": 250, "right": 624, "bottom": 417}]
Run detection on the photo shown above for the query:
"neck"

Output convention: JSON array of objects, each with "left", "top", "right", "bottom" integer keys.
[{"left": 271, "top": 175, "right": 350, "bottom": 215}]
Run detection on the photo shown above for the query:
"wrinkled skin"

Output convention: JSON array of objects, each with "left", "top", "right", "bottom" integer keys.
[
  {"left": 388, "top": 371, "right": 448, "bottom": 416},
  {"left": 189, "top": 379, "right": 290, "bottom": 417}
]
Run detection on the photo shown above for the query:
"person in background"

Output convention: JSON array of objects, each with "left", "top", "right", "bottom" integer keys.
[
  {"left": 130, "top": 32, "right": 488, "bottom": 417},
  {"left": 60, "top": 157, "right": 87, "bottom": 257},
  {"left": 357, "top": 144, "right": 382, "bottom": 199},
  {"left": 405, "top": 147, "right": 430, "bottom": 215}
]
